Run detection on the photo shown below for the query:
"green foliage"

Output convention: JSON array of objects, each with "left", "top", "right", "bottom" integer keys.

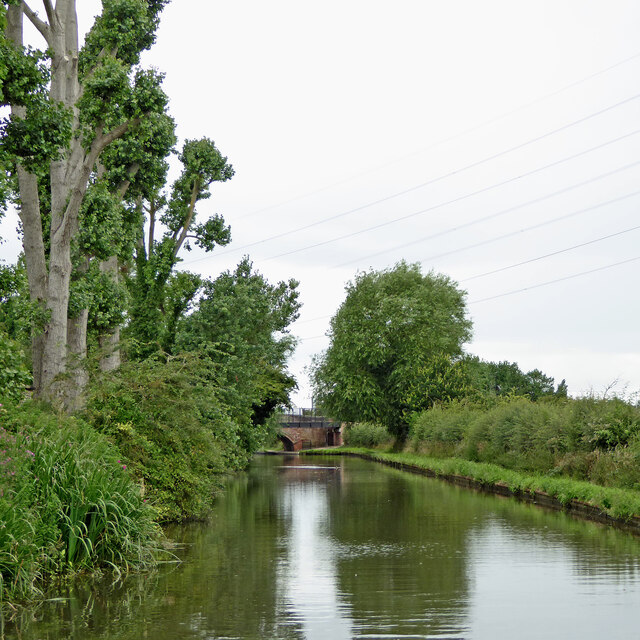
[
  {"left": 0, "top": 262, "right": 32, "bottom": 400},
  {"left": 409, "top": 395, "right": 640, "bottom": 490},
  {"left": 312, "top": 261, "right": 472, "bottom": 439},
  {"left": 83, "top": 353, "right": 261, "bottom": 522},
  {"left": 0, "top": 41, "right": 72, "bottom": 178},
  {"left": 78, "top": 180, "right": 126, "bottom": 260},
  {"left": 0, "top": 330, "right": 31, "bottom": 405},
  {"left": 464, "top": 356, "right": 559, "bottom": 400},
  {"left": 0, "top": 258, "right": 36, "bottom": 346},
  {"left": 343, "top": 422, "right": 392, "bottom": 447},
  {"left": 79, "top": 0, "right": 167, "bottom": 73},
  {"left": 101, "top": 112, "right": 176, "bottom": 200},
  {"left": 0, "top": 402, "right": 160, "bottom": 604},
  {"left": 126, "top": 138, "right": 234, "bottom": 359},
  {"left": 176, "top": 257, "right": 301, "bottom": 431}
]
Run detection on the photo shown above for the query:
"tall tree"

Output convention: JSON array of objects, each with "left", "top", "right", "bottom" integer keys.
[
  {"left": 126, "top": 137, "right": 234, "bottom": 359},
  {"left": 176, "top": 257, "right": 300, "bottom": 446},
  {"left": 4, "top": 0, "right": 170, "bottom": 408},
  {"left": 312, "top": 261, "right": 472, "bottom": 439}
]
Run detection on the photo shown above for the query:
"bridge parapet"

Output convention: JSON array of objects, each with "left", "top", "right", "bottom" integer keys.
[{"left": 278, "top": 410, "right": 342, "bottom": 451}]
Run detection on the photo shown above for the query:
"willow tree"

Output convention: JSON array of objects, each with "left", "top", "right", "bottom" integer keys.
[
  {"left": 311, "top": 262, "right": 473, "bottom": 439},
  {"left": 5, "top": 0, "right": 170, "bottom": 408}
]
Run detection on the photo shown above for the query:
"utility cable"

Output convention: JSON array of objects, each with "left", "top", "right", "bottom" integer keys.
[
  {"left": 334, "top": 146, "right": 640, "bottom": 269},
  {"left": 470, "top": 255, "right": 640, "bottom": 304},
  {"left": 295, "top": 254, "right": 640, "bottom": 342},
  {"left": 419, "top": 191, "right": 640, "bottom": 268},
  {"left": 461, "top": 221, "right": 640, "bottom": 282},
  {"left": 234, "top": 50, "right": 640, "bottom": 223},
  {"left": 293, "top": 232, "right": 640, "bottom": 336},
  {"left": 184, "top": 91, "right": 640, "bottom": 265},
  {"left": 264, "top": 150, "right": 640, "bottom": 264}
]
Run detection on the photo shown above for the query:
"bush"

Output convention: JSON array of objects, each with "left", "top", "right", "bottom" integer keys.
[
  {"left": 0, "top": 330, "right": 31, "bottom": 406},
  {"left": 409, "top": 395, "right": 640, "bottom": 489},
  {"left": 343, "top": 422, "right": 392, "bottom": 447},
  {"left": 0, "top": 402, "right": 159, "bottom": 604},
  {"left": 83, "top": 354, "right": 254, "bottom": 521}
]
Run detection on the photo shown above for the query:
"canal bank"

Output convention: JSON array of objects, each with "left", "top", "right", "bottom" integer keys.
[{"left": 304, "top": 447, "right": 640, "bottom": 534}]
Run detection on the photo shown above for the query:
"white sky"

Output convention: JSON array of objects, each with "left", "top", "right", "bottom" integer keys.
[{"left": 2, "top": 0, "right": 640, "bottom": 406}]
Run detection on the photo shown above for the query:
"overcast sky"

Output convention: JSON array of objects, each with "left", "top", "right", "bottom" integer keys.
[{"left": 3, "top": 0, "right": 640, "bottom": 406}]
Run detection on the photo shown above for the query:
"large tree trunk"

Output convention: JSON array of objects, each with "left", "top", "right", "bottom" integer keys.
[
  {"left": 66, "top": 309, "right": 89, "bottom": 410},
  {"left": 9, "top": 1, "right": 86, "bottom": 407}
]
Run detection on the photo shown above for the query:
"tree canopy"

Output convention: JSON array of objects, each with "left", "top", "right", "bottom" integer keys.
[{"left": 312, "top": 261, "right": 472, "bottom": 438}]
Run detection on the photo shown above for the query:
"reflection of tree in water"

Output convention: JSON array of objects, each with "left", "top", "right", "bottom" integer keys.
[
  {"left": 467, "top": 493, "right": 640, "bottom": 581},
  {"left": 327, "top": 462, "right": 477, "bottom": 638},
  {"left": 327, "top": 460, "right": 640, "bottom": 638}
]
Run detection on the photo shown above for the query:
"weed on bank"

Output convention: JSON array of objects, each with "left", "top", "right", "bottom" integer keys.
[{"left": 0, "top": 402, "right": 160, "bottom": 605}]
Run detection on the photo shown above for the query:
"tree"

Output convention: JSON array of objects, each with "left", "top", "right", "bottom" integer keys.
[
  {"left": 126, "top": 137, "right": 234, "bottom": 359},
  {"left": 311, "top": 261, "right": 472, "bottom": 439},
  {"left": 4, "top": 0, "right": 170, "bottom": 408},
  {"left": 464, "top": 357, "right": 559, "bottom": 400},
  {"left": 176, "top": 257, "right": 300, "bottom": 449}
]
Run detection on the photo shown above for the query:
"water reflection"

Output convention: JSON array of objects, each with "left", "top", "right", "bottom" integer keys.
[
  {"left": 467, "top": 518, "right": 640, "bottom": 640},
  {"left": 3, "top": 455, "right": 640, "bottom": 640},
  {"left": 277, "top": 479, "right": 353, "bottom": 639}
]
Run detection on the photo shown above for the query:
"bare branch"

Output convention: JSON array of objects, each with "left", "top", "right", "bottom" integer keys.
[
  {"left": 21, "top": 1, "right": 51, "bottom": 43},
  {"left": 42, "top": 0, "right": 55, "bottom": 25}
]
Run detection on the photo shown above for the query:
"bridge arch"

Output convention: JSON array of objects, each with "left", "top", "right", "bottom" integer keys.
[{"left": 278, "top": 433, "right": 300, "bottom": 452}]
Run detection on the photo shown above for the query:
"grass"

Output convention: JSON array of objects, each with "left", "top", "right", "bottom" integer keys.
[
  {"left": 0, "top": 402, "right": 162, "bottom": 607},
  {"left": 305, "top": 446, "right": 640, "bottom": 524}
]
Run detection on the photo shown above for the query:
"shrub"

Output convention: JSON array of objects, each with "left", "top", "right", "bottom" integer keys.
[
  {"left": 343, "top": 422, "right": 392, "bottom": 447},
  {"left": 0, "top": 402, "right": 160, "bottom": 604},
  {"left": 0, "top": 330, "right": 31, "bottom": 406},
  {"left": 83, "top": 354, "right": 253, "bottom": 521},
  {"left": 409, "top": 395, "right": 640, "bottom": 489}
]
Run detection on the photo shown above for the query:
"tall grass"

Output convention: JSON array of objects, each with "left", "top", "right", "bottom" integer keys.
[
  {"left": 409, "top": 396, "right": 640, "bottom": 490},
  {"left": 343, "top": 422, "right": 392, "bottom": 447},
  {"left": 0, "top": 403, "right": 160, "bottom": 605}
]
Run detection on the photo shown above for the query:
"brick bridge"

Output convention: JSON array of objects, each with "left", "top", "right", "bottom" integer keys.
[{"left": 278, "top": 410, "right": 342, "bottom": 451}]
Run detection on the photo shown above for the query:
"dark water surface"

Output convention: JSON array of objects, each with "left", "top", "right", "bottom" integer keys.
[{"left": 4, "top": 455, "right": 640, "bottom": 639}]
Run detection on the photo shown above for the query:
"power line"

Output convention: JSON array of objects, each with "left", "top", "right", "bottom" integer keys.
[
  {"left": 420, "top": 191, "right": 640, "bottom": 268},
  {"left": 293, "top": 227, "right": 640, "bottom": 335},
  {"left": 184, "top": 91, "right": 640, "bottom": 266},
  {"left": 334, "top": 151, "right": 640, "bottom": 270},
  {"left": 265, "top": 152, "right": 640, "bottom": 264},
  {"left": 470, "top": 255, "right": 640, "bottom": 304},
  {"left": 233, "top": 50, "right": 640, "bottom": 223},
  {"left": 461, "top": 222, "right": 640, "bottom": 282}
]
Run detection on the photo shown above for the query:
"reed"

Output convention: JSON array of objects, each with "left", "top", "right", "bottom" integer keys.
[{"left": 0, "top": 403, "right": 160, "bottom": 605}]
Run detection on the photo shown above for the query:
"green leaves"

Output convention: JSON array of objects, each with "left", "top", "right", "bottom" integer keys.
[
  {"left": 80, "top": 0, "right": 165, "bottom": 73},
  {"left": 312, "top": 261, "right": 472, "bottom": 438},
  {"left": 175, "top": 257, "right": 301, "bottom": 436}
]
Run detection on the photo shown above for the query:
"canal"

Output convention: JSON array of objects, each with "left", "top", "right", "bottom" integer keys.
[{"left": 4, "top": 455, "right": 640, "bottom": 639}]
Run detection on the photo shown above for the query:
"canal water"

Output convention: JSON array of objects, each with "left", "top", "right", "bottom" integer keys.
[{"left": 4, "top": 455, "right": 640, "bottom": 639}]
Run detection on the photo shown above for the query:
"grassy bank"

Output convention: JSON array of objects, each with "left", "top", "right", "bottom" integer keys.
[
  {"left": 0, "top": 403, "right": 161, "bottom": 607},
  {"left": 0, "top": 354, "right": 279, "bottom": 610},
  {"left": 305, "top": 447, "right": 640, "bottom": 528},
  {"left": 311, "top": 394, "right": 640, "bottom": 528}
]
